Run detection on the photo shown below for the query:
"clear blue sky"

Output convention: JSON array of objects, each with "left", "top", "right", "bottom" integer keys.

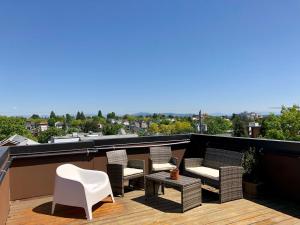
[{"left": 1, "top": 1, "right": 300, "bottom": 116}]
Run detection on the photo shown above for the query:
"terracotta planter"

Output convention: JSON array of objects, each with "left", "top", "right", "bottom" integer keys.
[
  {"left": 243, "top": 181, "right": 264, "bottom": 198},
  {"left": 170, "top": 168, "right": 179, "bottom": 180}
]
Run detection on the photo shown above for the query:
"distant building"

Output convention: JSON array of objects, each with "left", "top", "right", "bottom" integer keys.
[
  {"left": 0, "top": 134, "right": 39, "bottom": 146},
  {"left": 37, "top": 122, "right": 48, "bottom": 132},
  {"left": 118, "top": 128, "right": 127, "bottom": 135},
  {"left": 54, "top": 122, "right": 64, "bottom": 129},
  {"left": 123, "top": 120, "right": 130, "bottom": 126},
  {"left": 140, "top": 121, "right": 148, "bottom": 129},
  {"left": 49, "top": 132, "right": 138, "bottom": 143},
  {"left": 50, "top": 135, "right": 80, "bottom": 143},
  {"left": 25, "top": 120, "right": 48, "bottom": 135},
  {"left": 133, "top": 121, "right": 140, "bottom": 128},
  {"left": 25, "top": 121, "right": 36, "bottom": 131},
  {"left": 248, "top": 122, "right": 261, "bottom": 138}
]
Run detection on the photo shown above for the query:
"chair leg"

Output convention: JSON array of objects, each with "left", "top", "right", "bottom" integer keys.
[
  {"left": 84, "top": 206, "right": 93, "bottom": 221},
  {"left": 110, "top": 193, "right": 115, "bottom": 203},
  {"left": 51, "top": 202, "right": 56, "bottom": 214}
]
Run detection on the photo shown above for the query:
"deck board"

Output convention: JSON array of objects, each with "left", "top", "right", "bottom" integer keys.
[{"left": 6, "top": 188, "right": 300, "bottom": 225}]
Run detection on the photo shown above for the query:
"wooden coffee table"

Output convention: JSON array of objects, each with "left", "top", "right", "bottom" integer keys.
[{"left": 145, "top": 171, "right": 202, "bottom": 212}]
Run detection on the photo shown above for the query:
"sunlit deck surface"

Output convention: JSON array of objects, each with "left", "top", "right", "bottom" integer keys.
[{"left": 6, "top": 188, "right": 300, "bottom": 225}]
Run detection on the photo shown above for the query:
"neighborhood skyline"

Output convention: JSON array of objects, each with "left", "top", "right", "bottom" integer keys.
[{"left": 0, "top": 109, "right": 281, "bottom": 118}]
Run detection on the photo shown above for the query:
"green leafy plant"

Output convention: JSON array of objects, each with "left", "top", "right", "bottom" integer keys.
[{"left": 242, "top": 147, "right": 262, "bottom": 183}]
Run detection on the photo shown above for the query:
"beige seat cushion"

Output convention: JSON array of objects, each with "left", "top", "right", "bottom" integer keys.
[
  {"left": 152, "top": 163, "right": 176, "bottom": 171},
  {"left": 124, "top": 168, "right": 143, "bottom": 177},
  {"left": 186, "top": 166, "right": 219, "bottom": 181}
]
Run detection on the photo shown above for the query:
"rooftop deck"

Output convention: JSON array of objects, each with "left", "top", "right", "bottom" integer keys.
[
  {"left": 6, "top": 188, "right": 300, "bottom": 225},
  {"left": 1, "top": 134, "right": 300, "bottom": 225}
]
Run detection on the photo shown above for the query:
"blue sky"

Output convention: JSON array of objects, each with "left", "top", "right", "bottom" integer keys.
[{"left": 1, "top": 1, "right": 300, "bottom": 116}]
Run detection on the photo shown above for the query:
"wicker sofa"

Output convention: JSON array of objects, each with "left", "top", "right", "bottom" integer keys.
[
  {"left": 184, "top": 148, "right": 244, "bottom": 203},
  {"left": 149, "top": 146, "right": 177, "bottom": 173},
  {"left": 106, "top": 150, "right": 145, "bottom": 197}
]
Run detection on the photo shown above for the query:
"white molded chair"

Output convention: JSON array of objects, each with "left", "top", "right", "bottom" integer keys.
[{"left": 52, "top": 164, "right": 114, "bottom": 220}]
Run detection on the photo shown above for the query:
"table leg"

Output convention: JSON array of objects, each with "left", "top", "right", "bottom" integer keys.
[{"left": 181, "top": 182, "right": 202, "bottom": 212}]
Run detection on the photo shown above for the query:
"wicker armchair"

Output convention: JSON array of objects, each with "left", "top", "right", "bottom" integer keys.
[
  {"left": 149, "top": 146, "right": 178, "bottom": 173},
  {"left": 106, "top": 150, "right": 145, "bottom": 197},
  {"left": 184, "top": 148, "right": 244, "bottom": 203}
]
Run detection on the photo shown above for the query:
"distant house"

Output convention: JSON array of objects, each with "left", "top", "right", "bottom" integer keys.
[
  {"left": 118, "top": 128, "right": 127, "bottom": 135},
  {"left": 123, "top": 120, "right": 130, "bottom": 126},
  {"left": 54, "top": 121, "right": 64, "bottom": 129},
  {"left": 140, "top": 121, "right": 148, "bottom": 129},
  {"left": 37, "top": 122, "right": 48, "bottom": 132},
  {"left": 248, "top": 122, "right": 261, "bottom": 138},
  {"left": 25, "top": 121, "right": 36, "bottom": 131},
  {"left": 0, "top": 134, "right": 39, "bottom": 146},
  {"left": 109, "top": 119, "right": 116, "bottom": 124},
  {"left": 25, "top": 120, "right": 48, "bottom": 134},
  {"left": 134, "top": 121, "right": 140, "bottom": 128}
]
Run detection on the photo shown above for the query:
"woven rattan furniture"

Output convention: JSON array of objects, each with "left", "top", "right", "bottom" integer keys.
[
  {"left": 184, "top": 148, "right": 244, "bottom": 203},
  {"left": 145, "top": 171, "right": 202, "bottom": 212},
  {"left": 106, "top": 150, "right": 145, "bottom": 197},
  {"left": 149, "top": 146, "right": 178, "bottom": 173}
]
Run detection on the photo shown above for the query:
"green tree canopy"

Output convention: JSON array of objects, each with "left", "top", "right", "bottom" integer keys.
[
  {"left": 261, "top": 105, "right": 300, "bottom": 141},
  {"left": 107, "top": 112, "right": 116, "bottom": 119},
  {"left": 102, "top": 123, "right": 122, "bottom": 135},
  {"left": 0, "top": 116, "right": 35, "bottom": 141},
  {"left": 97, "top": 110, "right": 103, "bottom": 118},
  {"left": 31, "top": 114, "right": 40, "bottom": 119},
  {"left": 47, "top": 118, "right": 56, "bottom": 127},
  {"left": 37, "top": 127, "right": 65, "bottom": 143},
  {"left": 50, "top": 111, "right": 56, "bottom": 119},
  {"left": 82, "top": 120, "right": 100, "bottom": 133},
  {"left": 232, "top": 115, "right": 248, "bottom": 137},
  {"left": 204, "top": 116, "right": 232, "bottom": 135},
  {"left": 76, "top": 111, "right": 86, "bottom": 120},
  {"left": 65, "top": 113, "right": 73, "bottom": 125}
]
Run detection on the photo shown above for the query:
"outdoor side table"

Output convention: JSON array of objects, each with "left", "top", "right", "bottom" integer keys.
[{"left": 145, "top": 171, "right": 202, "bottom": 212}]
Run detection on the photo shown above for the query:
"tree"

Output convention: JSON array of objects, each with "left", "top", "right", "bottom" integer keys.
[
  {"left": 76, "top": 111, "right": 86, "bottom": 120},
  {"left": 65, "top": 113, "right": 73, "bottom": 125},
  {"left": 47, "top": 118, "right": 56, "bottom": 127},
  {"left": 37, "top": 127, "right": 65, "bottom": 143},
  {"left": 31, "top": 114, "right": 40, "bottom": 119},
  {"left": 173, "top": 121, "right": 194, "bottom": 134},
  {"left": 232, "top": 115, "right": 248, "bottom": 137},
  {"left": 97, "top": 110, "right": 103, "bottom": 118},
  {"left": 102, "top": 123, "right": 122, "bottom": 135},
  {"left": 71, "top": 119, "right": 83, "bottom": 128},
  {"left": 82, "top": 120, "right": 100, "bottom": 133},
  {"left": 50, "top": 111, "right": 56, "bottom": 119},
  {"left": 0, "top": 116, "right": 35, "bottom": 141},
  {"left": 107, "top": 112, "right": 116, "bottom": 119},
  {"left": 261, "top": 105, "right": 300, "bottom": 141},
  {"left": 149, "top": 123, "right": 160, "bottom": 134},
  {"left": 204, "top": 116, "right": 232, "bottom": 135},
  {"left": 159, "top": 124, "right": 172, "bottom": 135}
]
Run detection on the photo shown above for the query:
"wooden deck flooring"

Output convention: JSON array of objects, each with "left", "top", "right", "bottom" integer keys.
[{"left": 6, "top": 188, "right": 300, "bottom": 225}]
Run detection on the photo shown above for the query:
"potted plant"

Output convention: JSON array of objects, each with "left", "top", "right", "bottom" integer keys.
[
  {"left": 170, "top": 168, "right": 180, "bottom": 180},
  {"left": 242, "top": 147, "right": 264, "bottom": 198}
]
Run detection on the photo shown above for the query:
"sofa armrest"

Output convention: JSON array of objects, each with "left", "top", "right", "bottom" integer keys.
[
  {"left": 219, "top": 166, "right": 243, "bottom": 187},
  {"left": 170, "top": 157, "right": 178, "bottom": 167},
  {"left": 128, "top": 160, "right": 145, "bottom": 171},
  {"left": 219, "top": 166, "right": 243, "bottom": 203},
  {"left": 184, "top": 158, "right": 203, "bottom": 169}
]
